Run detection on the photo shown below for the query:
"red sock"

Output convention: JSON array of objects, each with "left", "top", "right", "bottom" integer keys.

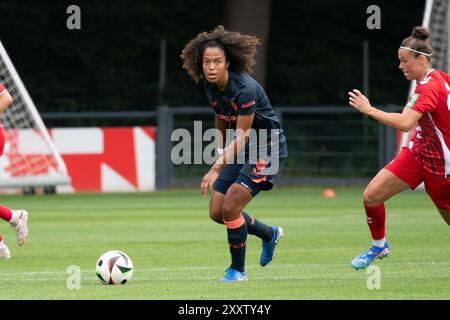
[
  {"left": 0, "top": 206, "right": 12, "bottom": 222},
  {"left": 0, "top": 234, "right": 2, "bottom": 241},
  {"left": 364, "top": 202, "right": 386, "bottom": 240}
]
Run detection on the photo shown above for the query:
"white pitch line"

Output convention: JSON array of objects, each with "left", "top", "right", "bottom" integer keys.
[
  {"left": 1, "top": 274, "right": 449, "bottom": 283},
  {"left": 0, "top": 262, "right": 449, "bottom": 278}
]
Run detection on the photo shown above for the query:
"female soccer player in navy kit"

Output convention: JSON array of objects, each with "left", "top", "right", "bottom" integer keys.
[
  {"left": 0, "top": 83, "right": 29, "bottom": 259},
  {"left": 181, "top": 26, "right": 288, "bottom": 281},
  {"left": 348, "top": 26, "right": 450, "bottom": 269}
]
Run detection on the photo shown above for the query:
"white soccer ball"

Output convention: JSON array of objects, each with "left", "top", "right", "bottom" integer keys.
[{"left": 96, "top": 250, "right": 134, "bottom": 285}]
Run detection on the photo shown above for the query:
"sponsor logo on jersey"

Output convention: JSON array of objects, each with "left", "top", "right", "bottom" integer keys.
[
  {"left": 216, "top": 113, "right": 237, "bottom": 122},
  {"left": 407, "top": 93, "right": 419, "bottom": 108}
]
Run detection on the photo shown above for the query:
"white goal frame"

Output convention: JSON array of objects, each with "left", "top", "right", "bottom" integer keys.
[{"left": 0, "top": 40, "right": 70, "bottom": 188}]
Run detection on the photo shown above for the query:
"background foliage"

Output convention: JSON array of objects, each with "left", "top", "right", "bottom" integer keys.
[{"left": 0, "top": 0, "right": 423, "bottom": 112}]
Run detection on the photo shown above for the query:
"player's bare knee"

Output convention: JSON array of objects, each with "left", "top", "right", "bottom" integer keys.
[
  {"left": 221, "top": 203, "right": 239, "bottom": 221},
  {"left": 221, "top": 203, "right": 233, "bottom": 218},
  {"left": 362, "top": 188, "right": 382, "bottom": 207},
  {"left": 208, "top": 208, "right": 223, "bottom": 224},
  {"left": 209, "top": 196, "right": 224, "bottom": 224}
]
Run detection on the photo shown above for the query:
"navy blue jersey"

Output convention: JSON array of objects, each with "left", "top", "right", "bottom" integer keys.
[
  {"left": 204, "top": 71, "right": 287, "bottom": 159},
  {"left": 204, "top": 71, "right": 282, "bottom": 131}
]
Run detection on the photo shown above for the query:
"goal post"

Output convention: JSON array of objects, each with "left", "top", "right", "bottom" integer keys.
[
  {"left": 0, "top": 40, "right": 70, "bottom": 189},
  {"left": 399, "top": 0, "right": 449, "bottom": 149}
]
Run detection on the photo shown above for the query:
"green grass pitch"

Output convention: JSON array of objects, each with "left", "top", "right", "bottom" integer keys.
[{"left": 0, "top": 187, "right": 448, "bottom": 299}]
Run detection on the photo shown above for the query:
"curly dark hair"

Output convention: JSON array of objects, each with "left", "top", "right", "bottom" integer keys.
[{"left": 180, "top": 25, "right": 261, "bottom": 83}]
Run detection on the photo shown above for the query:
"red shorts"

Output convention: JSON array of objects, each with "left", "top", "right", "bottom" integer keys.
[{"left": 385, "top": 147, "right": 450, "bottom": 210}]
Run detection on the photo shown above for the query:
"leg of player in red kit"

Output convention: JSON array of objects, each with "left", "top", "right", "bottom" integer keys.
[
  {"left": 0, "top": 205, "right": 29, "bottom": 246},
  {"left": 0, "top": 232, "right": 10, "bottom": 258},
  {"left": 351, "top": 169, "right": 412, "bottom": 269}
]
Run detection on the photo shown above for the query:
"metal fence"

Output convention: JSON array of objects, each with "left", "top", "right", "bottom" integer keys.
[
  {"left": 154, "top": 105, "right": 400, "bottom": 189},
  {"left": 42, "top": 105, "right": 400, "bottom": 189}
]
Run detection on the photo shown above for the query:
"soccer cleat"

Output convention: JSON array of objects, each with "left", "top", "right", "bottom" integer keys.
[
  {"left": 10, "top": 210, "right": 29, "bottom": 246},
  {"left": 0, "top": 241, "right": 11, "bottom": 259},
  {"left": 351, "top": 242, "right": 389, "bottom": 270},
  {"left": 260, "top": 225, "right": 284, "bottom": 267},
  {"left": 219, "top": 267, "right": 248, "bottom": 282}
]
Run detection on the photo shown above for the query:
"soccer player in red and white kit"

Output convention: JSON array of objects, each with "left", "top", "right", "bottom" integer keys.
[
  {"left": 0, "top": 83, "right": 29, "bottom": 259},
  {"left": 348, "top": 26, "right": 450, "bottom": 269}
]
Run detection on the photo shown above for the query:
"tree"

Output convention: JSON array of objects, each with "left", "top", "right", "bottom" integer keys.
[{"left": 224, "top": 0, "right": 271, "bottom": 87}]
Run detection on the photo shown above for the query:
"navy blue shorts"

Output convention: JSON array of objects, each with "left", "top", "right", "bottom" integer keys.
[{"left": 214, "top": 158, "right": 284, "bottom": 197}]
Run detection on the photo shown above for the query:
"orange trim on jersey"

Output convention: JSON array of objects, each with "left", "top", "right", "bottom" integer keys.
[
  {"left": 251, "top": 176, "right": 267, "bottom": 184},
  {"left": 224, "top": 215, "right": 245, "bottom": 229},
  {"left": 230, "top": 100, "right": 238, "bottom": 111},
  {"left": 241, "top": 100, "right": 256, "bottom": 108}
]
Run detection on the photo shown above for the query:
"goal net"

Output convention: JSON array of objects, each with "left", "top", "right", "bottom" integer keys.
[
  {"left": 399, "top": 0, "right": 449, "bottom": 148},
  {"left": 0, "top": 40, "right": 70, "bottom": 190}
]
